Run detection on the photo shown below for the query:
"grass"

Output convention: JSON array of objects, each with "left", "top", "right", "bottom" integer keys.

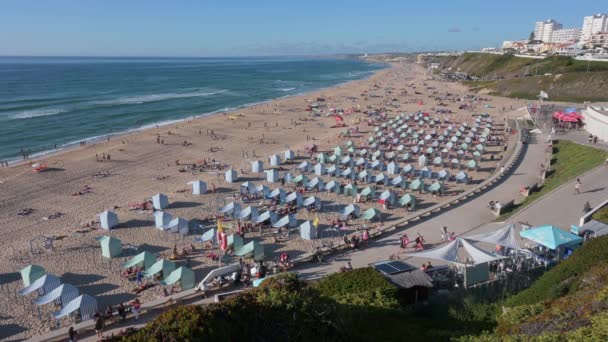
[
  {"left": 498, "top": 140, "right": 608, "bottom": 220},
  {"left": 591, "top": 206, "right": 608, "bottom": 225}
]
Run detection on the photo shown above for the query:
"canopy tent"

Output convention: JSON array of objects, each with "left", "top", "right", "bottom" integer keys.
[
  {"left": 196, "top": 263, "right": 241, "bottom": 291},
  {"left": 285, "top": 192, "right": 303, "bottom": 208},
  {"left": 152, "top": 193, "right": 169, "bottom": 210},
  {"left": 188, "top": 180, "right": 207, "bottom": 194},
  {"left": 198, "top": 228, "right": 217, "bottom": 245},
  {"left": 374, "top": 173, "right": 388, "bottom": 185},
  {"left": 240, "top": 181, "right": 257, "bottom": 195},
  {"left": 161, "top": 266, "right": 195, "bottom": 290},
  {"left": 255, "top": 210, "right": 278, "bottom": 224},
  {"left": 519, "top": 225, "right": 582, "bottom": 250},
  {"left": 305, "top": 177, "right": 324, "bottom": 191},
  {"left": 53, "top": 294, "right": 98, "bottom": 321},
  {"left": 427, "top": 182, "right": 444, "bottom": 194},
  {"left": 272, "top": 214, "right": 297, "bottom": 228},
  {"left": 464, "top": 224, "right": 522, "bottom": 250},
  {"left": 225, "top": 168, "right": 238, "bottom": 183},
  {"left": 154, "top": 211, "right": 173, "bottom": 229},
  {"left": 218, "top": 202, "right": 241, "bottom": 216},
  {"left": 324, "top": 180, "right": 338, "bottom": 192},
  {"left": 303, "top": 196, "right": 321, "bottom": 210},
  {"left": 143, "top": 259, "right": 176, "bottom": 278},
  {"left": 265, "top": 168, "right": 279, "bottom": 183},
  {"left": 409, "top": 178, "right": 422, "bottom": 191},
  {"left": 20, "top": 265, "right": 46, "bottom": 287},
  {"left": 361, "top": 208, "right": 380, "bottom": 221},
  {"left": 166, "top": 217, "right": 189, "bottom": 235},
  {"left": 237, "top": 206, "right": 260, "bottom": 220},
  {"left": 297, "top": 161, "right": 312, "bottom": 172},
  {"left": 398, "top": 194, "right": 416, "bottom": 209},
  {"left": 455, "top": 171, "right": 468, "bottom": 183},
  {"left": 35, "top": 283, "right": 79, "bottom": 306},
  {"left": 123, "top": 251, "right": 156, "bottom": 270},
  {"left": 379, "top": 190, "right": 395, "bottom": 205},
  {"left": 97, "top": 235, "right": 122, "bottom": 258},
  {"left": 227, "top": 234, "right": 245, "bottom": 250},
  {"left": 391, "top": 175, "right": 406, "bottom": 188},
  {"left": 314, "top": 163, "right": 325, "bottom": 176},
  {"left": 343, "top": 183, "right": 358, "bottom": 197},
  {"left": 251, "top": 160, "right": 264, "bottom": 173},
  {"left": 404, "top": 238, "right": 505, "bottom": 265},
  {"left": 360, "top": 186, "right": 374, "bottom": 197},
  {"left": 341, "top": 204, "right": 361, "bottom": 218},
  {"left": 269, "top": 188, "right": 285, "bottom": 202},
  {"left": 19, "top": 274, "right": 61, "bottom": 296},
  {"left": 284, "top": 149, "right": 295, "bottom": 160},
  {"left": 299, "top": 220, "right": 317, "bottom": 240},
  {"left": 234, "top": 241, "right": 265, "bottom": 261},
  {"left": 99, "top": 210, "right": 118, "bottom": 230}
]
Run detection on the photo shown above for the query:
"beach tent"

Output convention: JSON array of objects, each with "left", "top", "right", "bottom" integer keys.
[
  {"left": 265, "top": 169, "right": 279, "bottom": 183},
  {"left": 360, "top": 186, "right": 374, "bottom": 199},
  {"left": 334, "top": 146, "right": 343, "bottom": 157},
  {"left": 97, "top": 235, "right": 122, "bottom": 258},
  {"left": 234, "top": 241, "right": 265, "bottom": 261},
  {"left": 402, "top": 164, "right": 414, "bottom": 175},
  {"left": 227, "top": 234, "right": 245, "bottom": 250},
  {"left": 340, "top": 155, "right": 353, "bottom": 166},
  {"left": 284, "top": 149, "right": 295, "bottom": 161},
  {"left": 161, "top": 266, "right": 195, "bottom": 290},
  {"left": 99, "top": 210, "right": 118, "bottom": 230},
  {"left": 197, "top": 228, "right": 217, "bottom": 245},
  {"left": 273, "top": 214, "right": 297, "bottom": 228},
  {"left": 188, "top": 180, "right": 207, "bottom": 195},
  {"left": 269, "top": 188, "right": 286, "bottom": 203},
  {"left": 19, "top": 274, "right": 61, "bottom": 296},
  {"left": 341, "top": 204, "right": 361, "bottom": 219},
  {"left": 154, "top": 211, "right": 173, "bottom": 229},
  {"left": 152, "top": 193, "right": 169, "bottom": 210},
  {"left": 465, "top": 224, "right": 522, "bottom": 250},
  {"left": 285, "top": 192, "right": 303, "bottom": 208},
  {"left": 327, "top": 165, "right": 339, "bottom": 177},
  {"left": 343, "top": 183, "right": 358, "bottom": 197},
  {"left": 257, "top": 185, "right": 271, "bottom": 198},
  {"left": 196, "top": 263, "right": 241, "bottom": 291},
  {"left": 404, "top": 238, "right": 504, "bottom": 265},
  {"left": 123, "top": 251, "right": 156, "bottom": 270},
  {"left": 437, "top": 169, "right": 449, "bottom": 180},
  {"left": 300, "top": 221, "right": 317, "bottom": 240},
  {"left": 35, "top": 283, "right": 79, "bottom": 307},
  {"left": 466, "top": 160, "right": 477, "bottom": 170},
  {"left": 237, "top": 206, "right": 260, "bottom": 221},
  {"left": 341, "top": 167, "right": 355, "bottom": 179},
  {"left": 418, "top": 155, "right": 427, "bottom": 167},
  {"left": 427, "top": 181, "right": 444, "bottom": 195},
  {"left": 418, "top": 167, "right": 432, "bottom": 179},
  {"left": 375, "top": 173, "right": 389, "bottom": 185},
  {"left": 298, "top": 161, "right": 312, "bottom": 172},
  {"left": 240, "top": 181, "right": 257, "bottom": 195},
  {"left": 167, "top": 217, "right": 189, "bottom": 234},
  {"left": 455, "top": 172, "right": 468, "bottom": 183},
  {"left": 409, "top": 179, "right": 422, "bottom": 191},
  {"left": 306, "top": 177, "right": 324, "bottom": 191},
  {"left": 387, "top": 161, "right": 399, "bottom": 175},
  {"left": 143, "top": 259, "right": 176, "bottom": 278},
  {"left": 398, "top": 194, "right": 416, "bottom": 209},
  {"left": 324, "top": 180, "right": 339, "bottom": 193},
  {"left": 519, "top": 225, "right": 582, "bottom": 250},
  {"left": 370, "top": 159, "right": 382, "bottom": 169},
  {"left": 303, "top": 196, "right": 322, "bottom": 210},
  {"left": 269, "top": 154, "right": 281, "bottom": 166},
  {"left": 225, "top": 169, "right": 238, "bottom": 183},
  {"left": 379, "top": 190, "right": 396, "bottom": 206},
  {"left": 255, "top": 210, "right": 278, "bottom": 225},
  {"left": 433, "top": 157, "right": 444, "bottom": 167},
  {"left": 314, "top": 163, "right": 325, "bottom": 176},
  {"left": 292, "top": 174, "right": 309, "bottom": 185},
  {"left": 317, "top": 153, "right": 327, "bottom": 164},
  {"left": 358, "top": 170, "right": 371, "bottom": 183},
  {"left": 218, "top": 202, "right": 241, "bottom": 216},
  {"left": 251, "top": 160, "right": 264, "bottom": 173},
  {"left": 20, "top": 265, "right": 46, "bottom": 287},
  {"left": 53, "top": 294, "right": 98, "bottom": 321},
  {"left": 391, "top": 175, "right": 407, "bottom": 189},
  {"left": 451, "top": 159, "right": 461, "bottom": 169},
  {"left": 361, "top": 208, "right": 380, "bottom": 221}
]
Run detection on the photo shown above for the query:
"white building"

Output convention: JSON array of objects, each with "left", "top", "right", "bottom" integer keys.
[
  {"left": 534, "top": 20, "right": 562, "bottom": 42},
  {"left": 551, "top": 28, "right": 581, "bottom": 43},
  {"left": 581, "top": 14, "right": 608, "bottom": 43},
  {"left": 583, "top": 105, "right": 608, "bottom": 142},
  {"left": 554, "top": 42, "right": 580, "bottom": 56},
  {"left": 590, "top": 32, "right": 608, "bottom": 48}
]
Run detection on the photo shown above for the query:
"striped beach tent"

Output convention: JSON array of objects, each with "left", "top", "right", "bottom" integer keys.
[
  {"left": 35, "top": 283, "right": 79, "bottom": 307},
  {"left": 19, "top": 274, "right": 61, "bottom": 296},
  {"left": 53, "top": 295, "right": 98, "bottom": 321}
]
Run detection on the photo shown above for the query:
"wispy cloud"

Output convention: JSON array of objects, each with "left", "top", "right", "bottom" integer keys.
[{"left": 448, "top": 27, "right": 462, "bottom": 33}]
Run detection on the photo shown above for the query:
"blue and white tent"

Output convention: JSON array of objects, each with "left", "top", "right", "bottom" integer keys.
[
  {"left": 391, "top": 175, "right": 406, "bottom": 189},
  {"left": 225, "top": 169, "right": 237, "bottom": 183},
  {"left": 269, "top": 154, "right": 281, "bottom": 166},
  {"left": 35, "top": 283, "right": 79, "bottom": 307},
  {"left": 285, "top": 192, "right": 303, "bottom": 208},
  {"left": 284, "top": 149, "right": 295, "bottom": 160},
  {"left": 166, "top": 217, "right": 189, "bottom": 235},
  {"left": 269, "top": 188, "right": 286, "bottom": 203},
  {"left": 218, "top": 202, "right": 241, "bottom": 216},
  {"left": 237, "top": 206, "right": 260, "bottom": 221},
  {"left": 19, "top": 274, "right": 61, "bottom": 296},
  {"left": 154, "top": 211, "right": 173, "bottom": 229},
  {"left": 374, "top": 173, "right": 388, "bottom": 185},
  {"left": 386, "top": 161, "right": 399, "bottom": 175},
  {"left": 99, "top": 210, "right": 118, "bottom": 230},
  {"left": 255, "top": 210, "right": 278, "bottom": 225},
  {"left": 305, "top": 177, "right": 324, "bottom": 191},
  {"left": 273, "top": 214, "right": 297, "bottom": 228},
  {"left": 340, "top": 204, "right": 360, "bottom": 218},
  {"left": 188, "top": 180, "right": 207, "bottom": 195},
  {"left": 341, "top": 167, "right": 355, "bottom": 179},
  {"left": 324, "top": 180, "right": 339, "bottom": 193},
  {"left": 197, "top": 228, "right": 217, "bottom": 245},
  {"left": 152, "top": 193, "right": 169, "bottom": 210},
  {"left": 455, "top": 171, "right": 468, "bottom": 183},
  {"left": 251, "top": 160, "right": 264, "bottom": 173},
  {"left": 314, "top": 163, "right": 325, "bottom": 176},
  {"left": 240, "top": 181, "right": 257, "bottom": 195},
  {"left": 303, "top": 196, "right": 321, "bottom": 210},
  {"left": 53, "top": 294, "right": 98, "bottom": 321},
  {"left": 379, "top": 190, "right": 396, "bottom": 206},
  {"left": 265, "top": 168, "right": 279, "bottom": 183},
  {"left": 299, "top": 220, "right": 317, "bottom": 240}
]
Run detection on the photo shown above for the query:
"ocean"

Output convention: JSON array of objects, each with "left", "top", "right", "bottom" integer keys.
[{"left": 0, "top": 56, "right": 385, "bottom": 162}]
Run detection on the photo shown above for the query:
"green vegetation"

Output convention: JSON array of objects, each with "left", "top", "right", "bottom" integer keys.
[
  {"left": 591, "top": 206, "right": 608, "bottom": 224},
  {"left": 438, "top": 53, "right": 608, "bottom": 102},
  {"left": 499, "top": 140, "right": 608, "bottom": 219}
]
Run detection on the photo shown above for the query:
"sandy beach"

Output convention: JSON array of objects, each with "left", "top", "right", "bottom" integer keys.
[{"left": 0, "top": 61, "right": 527, "bottom": 340}]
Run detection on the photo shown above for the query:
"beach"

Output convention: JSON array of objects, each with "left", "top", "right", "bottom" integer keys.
[{"left": 0, "top": 61, "right": 526, "bottom": 340}]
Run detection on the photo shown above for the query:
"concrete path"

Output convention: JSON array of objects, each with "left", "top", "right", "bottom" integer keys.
[{"left": 295, "top": 134, "right": 549, "bottom": 279}]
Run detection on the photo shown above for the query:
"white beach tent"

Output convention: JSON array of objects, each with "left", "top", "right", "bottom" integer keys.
[
  {"left": 251, "top": 160, "right": 264, "bottom": 173},
  {"left": 269, "top": 154, "right": 281, "bottom": 166},
  {"left": 237, "top": 206, "right": 260, "bottom": 221},
  {"left": 255, "top": 210, "right": 278, "bottom": 225},
  {"left": 269, "top": 188, "right": 286, "bottom": 203},
  {"left": 35, "top": 283, "right": 79, "bottom": 307},
  {"left": 225, "top": 169, "right": 238, "bottom": 183},
  {"left": 298, "top": 161, "right": 312, "bottom": 172},
  {"left": 188, "top": 180, "right": 207, "bottom": 195},
  {"left": 240, "top": 181, "right": 257, "bottom": 195},
  {"left": 314, "top": 163, "right": 325, "bottom": 176},
  {"left": 218, "top": 202, "right": 241, "bottom": 216},
  {"left": 285, "top": 192, "right": 303, "bottom": 208},
  {"left": 340, "top": 204, "right": 360, "bottom": 219},
  {"left": 464, "top": 224, "right": 522, "bottom": 250},
  {"left": 265, "top": 168, "right": 279, "bottom": 183},
  {"left": 99, "top": 210, "right": 118, "bottom": 230},
  {"left": 53, "top": 294, "right": 98, "bottom": 321},
  {"left": 284, "top": 149, "right": 295, "bottom": 161},
  {"left": 152, "top": 193, "right": 169, "bottom": 210},
  {"left": 299, "top": 220, "right": 317, "bottom": 240},
  {"left": 303, "top": 196, "right": 321, "bottom": 210},
  {"left": 166, "top": 217, "right": 189, "bottom": 235},
  {"left": 404, "top": 238, "right": 505, "bottom": 265},
  {"left": 272, "top": 214, "right": 297, "bottom": 228},
  {"left": 19, "top": 274, "right": 61, "bottom": 296},
  {"left": 154, "top": 211, "right": 173, "bottom": 229}
]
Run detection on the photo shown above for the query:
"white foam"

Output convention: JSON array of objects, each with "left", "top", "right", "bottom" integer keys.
[
  {"left": 10, "top": 108, "right": 67, "bottom": 120},
  {"left": 278, "top": 87, "right": 296, "bottom": 92},
  {"left": 94, "top": 90, "right": 228, "bottom": 106}
]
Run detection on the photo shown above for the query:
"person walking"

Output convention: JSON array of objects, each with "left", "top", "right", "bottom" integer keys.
[
  {"left": 94, "top": 313, "right": 104, "bottom": 341},
  {"left": 131, "top": 298, "right": 141, "bottom": 320},
  {"left": 441, "top": 226, "right": 448, "bottom": 241},
  {"left": 574, "top": 178, "right": 582, "bottom": 195}
]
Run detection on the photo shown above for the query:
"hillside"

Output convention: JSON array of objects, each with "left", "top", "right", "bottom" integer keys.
[{"left": 436, "top": 53, "right": 608, "bottom": 102}]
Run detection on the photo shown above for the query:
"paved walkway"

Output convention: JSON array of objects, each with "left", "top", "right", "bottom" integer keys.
[{"left": 295, "top": 134, "right": 548, "bottom": 279}]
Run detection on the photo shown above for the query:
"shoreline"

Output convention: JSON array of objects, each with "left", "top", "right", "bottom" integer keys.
[{"left": 3, "top": 61, "right": 387, "bottom": 166}]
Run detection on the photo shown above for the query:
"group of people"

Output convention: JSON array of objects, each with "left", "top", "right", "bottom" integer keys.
[
  {"left": 95, "top": 152, "right": 111, "bottom": 161},
  {"left": 343, "top": 229, "right": 370, "bottom": 249}
]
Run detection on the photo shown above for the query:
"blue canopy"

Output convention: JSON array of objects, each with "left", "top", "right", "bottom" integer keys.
[
  {"left": 53, "top": 294, "right": 98, "bottom": 321},
  {"left": 519, "top": 225, "right": 582, "bottom": 250}
]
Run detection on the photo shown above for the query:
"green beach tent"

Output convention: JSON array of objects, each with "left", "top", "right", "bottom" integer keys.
[
  {"left": 409, "top": 178, "right": 422, "bottom": 191},
  {"left": 360, "top": 186, "right": 373, "bottom": 197},
  {"left": 97, "top": 236, "right": 122, "bottom": 258},
  {"left": 398, "top": 194, "right": 416, "bottom": 209},
  {"left": 334, "top": 146, "right": 343, "bottom": 157},
  {"left": 427, "top": 182, "right": 444, "bottom": 194},
  {"left": 20, "top": 265, "right": 46, "bottom": 287},
  {"left": 228, "top": 234, "right": 245, "bottom": 250},
  {"left": 234, "top": 241, "right": 265, "bottom": 261},
  {"left": 344, "top": 183, "right": 358, "bottom": 197},
  {"left": 143, "top": 259, "right": 176, "bottom": 278},
  {"left": 361, "top": 208, "right": 380, "bottom": 221},
  {"left": 123, "top": 251, "right": 156, "bottom": 270},
  {"left": 161, "top": 266, "right": 195, "bottom": 290}
]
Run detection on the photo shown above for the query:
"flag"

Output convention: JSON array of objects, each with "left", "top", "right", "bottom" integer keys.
[
  {"left": 217, "top": 219, "right": 224, "bottom": 234},
  {"left": 539, "top": 90, "right": 549, "bottom": 99},
  {"left": 313, "top": 215, "right": 319, "bottom": 228}
]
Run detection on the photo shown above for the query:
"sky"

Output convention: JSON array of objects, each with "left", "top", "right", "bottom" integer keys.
[{"left": 0, "top": 0, "right": 605, "bottom": 57}]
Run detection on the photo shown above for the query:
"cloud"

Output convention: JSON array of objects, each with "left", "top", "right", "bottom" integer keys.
[{"left": 448, "top": 27, "right": 462, "bottom": 33}]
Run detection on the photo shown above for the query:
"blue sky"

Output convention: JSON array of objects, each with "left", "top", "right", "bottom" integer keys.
[{"left": 0, "top": 0, "right": 605, "bottom": 56}]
